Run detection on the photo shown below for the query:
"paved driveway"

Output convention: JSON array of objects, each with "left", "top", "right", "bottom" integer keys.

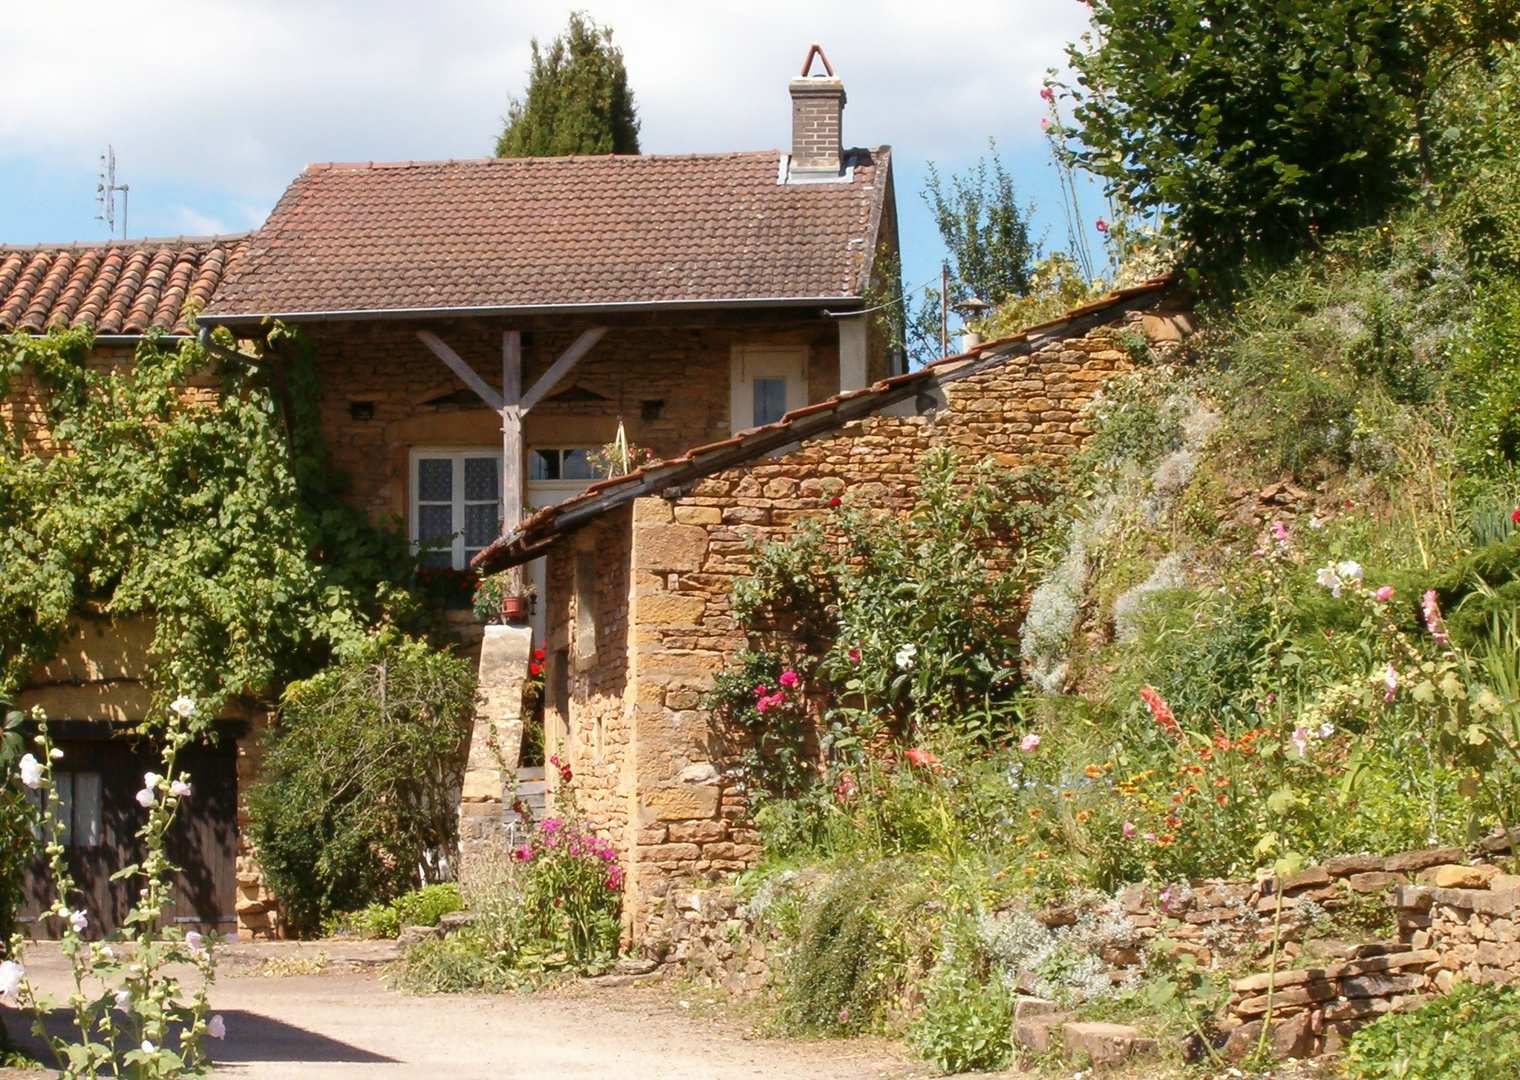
[{"left": 4, "top": 942, "right": 919, "bottom": 1079}]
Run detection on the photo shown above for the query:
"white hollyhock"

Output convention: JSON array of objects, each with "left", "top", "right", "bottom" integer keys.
[
  {"left": 208, "top": 1015, "right": 226, "bottom": 1039},
  {"left": 894, "top": 644, "right": 918, "bottom": 670},
  {"left": 170, "top": 696, "right": 196, "bottom": 718},
  {"left": 1335, "top": 560, "right": 1363, "bottom": 586},
  {"left": 0, "top": 960, "right": 23, "bottom": 1002},
  {"left": 18, "top": 754, "right": 42, "bottom": 789},
  {"left": 1316, "top": 566, "right": 1343, "bottom": 597}
]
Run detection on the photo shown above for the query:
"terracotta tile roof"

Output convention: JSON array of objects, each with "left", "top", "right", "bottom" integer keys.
[
  {"left": 0, "top": 235, "right": 250, "bottom": 336},
  {"left": 473, "top": 274, "right": 1188, "bottom": 573},
  {"left": 203, "top": 150, "right": 891, "bottom": 323}
]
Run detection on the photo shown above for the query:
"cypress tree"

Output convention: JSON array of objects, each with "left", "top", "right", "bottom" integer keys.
[{"left": 496, "top": 12, "right": 640, "bottom": 157}]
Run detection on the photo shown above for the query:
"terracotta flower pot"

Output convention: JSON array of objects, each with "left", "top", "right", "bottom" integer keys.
[{"left": 499, "top": 595, "right": 529, "bottom": 623}]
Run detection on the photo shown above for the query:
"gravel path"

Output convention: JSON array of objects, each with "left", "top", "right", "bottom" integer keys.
[{"left": 3, "top": 942, "right": 922, "bottom": 1079}]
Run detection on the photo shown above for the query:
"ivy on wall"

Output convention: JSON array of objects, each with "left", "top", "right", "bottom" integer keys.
[{"left": 0, "top": 326, "right": 417, "bottom": 718}]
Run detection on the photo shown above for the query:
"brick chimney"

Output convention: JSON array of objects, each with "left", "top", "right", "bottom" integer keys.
[{"left": 789, "top": 44, "right": 846, "bottom": 175}]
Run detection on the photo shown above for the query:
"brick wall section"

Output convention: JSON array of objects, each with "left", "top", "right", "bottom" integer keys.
[
  {"left": 297, "top": 319, "right": 841, "bottom": 525},
  {"left": 555, "top": 325, "right": 1140, "bottom": 937}
]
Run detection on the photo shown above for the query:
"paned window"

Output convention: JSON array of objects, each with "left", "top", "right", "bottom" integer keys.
[
  {"left": 29, "top": 771, "right": 101, "bottom": 847},
  {"left": 529, "top": 448, "right": 597, "bottom": 481},
  {"left": 410, "top": 451, "right": 502, "bottom": 569}
]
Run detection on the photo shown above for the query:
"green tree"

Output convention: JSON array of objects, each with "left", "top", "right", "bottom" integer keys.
[
  {"left": 906, "top": 146, "right": 1037, "bottom": 363},
  {"left": 1063, "top": 0, "right": 1431, "bottom": 279},
  {"left": 496, "top": 12, "right": 640, "bottom": 158}
]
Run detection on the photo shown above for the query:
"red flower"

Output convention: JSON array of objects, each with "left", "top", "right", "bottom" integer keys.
[
  {"left": 904, "top": 747, "right": 941, "bottom": 769},
  {"left": 528, "top": 662, "right": 541, "bottom": 676},
  {"left": 533, "top": 648, "right": 546, "bottom": 661},
  {"left": 829, "top": 496, "right": 842, "bottom": 507},
  {"left": 1139, "top": 685, "right": 1182, "bottom": 740},
  {"left": 1511, "top": 507, "right": 1520, "bottom": 523},
  {"left": 1040, "top": 86, "right": 1055, "bottom": 102},
  {"left": 1095, "top": 217, "right": 1109, "bottom": 233}
]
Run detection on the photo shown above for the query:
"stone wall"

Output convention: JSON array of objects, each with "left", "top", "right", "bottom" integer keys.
[
  {"left": 295, "top": 318, "right": 845, "bottom": 526},
  {"left": 536, "top": 321, "right": 1183, "bottom": 938}
]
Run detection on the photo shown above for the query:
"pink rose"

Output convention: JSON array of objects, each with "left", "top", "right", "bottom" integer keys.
[
  {"left": 1374, "top": 585, "right": 1394, "bottom": 602},
  {"left": 779, "top": 670, "right": 799, "bottom": 688},
  {"left": 1020, "top": 734, "right": 1041, "bottom": 752}
]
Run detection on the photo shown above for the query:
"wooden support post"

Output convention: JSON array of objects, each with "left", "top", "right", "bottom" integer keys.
[{"left": 502, "top": 330, "right": 524, "bottom": 595}]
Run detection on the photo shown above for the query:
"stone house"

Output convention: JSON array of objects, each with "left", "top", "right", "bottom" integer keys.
[
  {"left": 0, "top": 235, "right": 252, "bottom": 937},
  {"left": 471, "top": 277, "right": 1193, "bottom": 939},
  {"left": 7, "top": 48, "right": 900, "bottom": 936}
]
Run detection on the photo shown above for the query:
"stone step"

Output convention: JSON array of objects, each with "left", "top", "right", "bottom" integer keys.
[{"left": 1062, "top": 1022, "right": 1157, "bottom": 1065}]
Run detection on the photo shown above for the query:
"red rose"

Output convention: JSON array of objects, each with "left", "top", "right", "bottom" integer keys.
[
  {"left": 528, "top": 662, "right": 541, "bottom": 676},
  {"left": 533, "top": 648, "right": 546, "bottom": 661},
  {"left": 1511, "top": 507, "right": 1520, "bottom": 523},
  {"left": 829, "top": 496, "right": 842, "bottom": 507}
]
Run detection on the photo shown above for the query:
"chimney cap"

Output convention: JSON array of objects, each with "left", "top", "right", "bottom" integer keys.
[{"left": 799, "top": 43, "right": 835, "bottom": 78}]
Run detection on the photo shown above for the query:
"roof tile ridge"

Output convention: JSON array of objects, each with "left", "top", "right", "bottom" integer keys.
[
  {"left": 76, "top": 249, "right": 125, "bottom": 329},
  {"left": 21, "top": 250, "right": 76, "bottom": 332},
  {"left": 0, "top": 232, "right": 253, "bottom": 254},
  {"left": 152, "top": 251, "right": 198, "bottom": 331},
  {"left": 53, "top": 249, "right": 103, "bottom": 330},
  {"left": 100, "top": 249, "right": 150, "bottom": 334},
  {"left": 0, "top": 253, "right": 49, "bottom": 329},
  {"left": 124, "top": 249, "right": 175, "bottom": 333}
]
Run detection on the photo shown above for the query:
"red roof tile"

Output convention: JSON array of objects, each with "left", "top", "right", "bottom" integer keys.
[
  {"left": 0, "top": 236, "right": 249, "bottom": 336},
  {"left": 204, "top": 150, "right": 891, "bottom": 322}
]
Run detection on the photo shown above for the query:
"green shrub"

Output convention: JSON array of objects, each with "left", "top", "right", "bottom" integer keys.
[
  {"left": 246, "top": 632, "right": 475, "bottom": 933},
  {"left": 908, "top": 925, "right": 1012, "bottom": 1073},
  {"left": 1342, "top": 981, "right": 1520, "bottom": 1079},
  {"left": 336, "top": 883, "right": 463, "bottom": 939}
]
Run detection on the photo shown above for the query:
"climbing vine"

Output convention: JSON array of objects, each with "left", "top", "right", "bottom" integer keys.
[{"left": 0, "top": 325, "right": 417, "bottom": 719}]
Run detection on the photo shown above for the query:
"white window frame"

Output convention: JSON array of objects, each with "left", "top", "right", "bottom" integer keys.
[
  {"left": 730, "top": 346, "right": 808, "bottom": 432},
  {"left": 409, "top": 448, "right": 503, "bottom": 570}
]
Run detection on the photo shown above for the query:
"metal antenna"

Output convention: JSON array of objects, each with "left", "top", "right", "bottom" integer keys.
[{"left": 96, "top": 147, "right": 130, "bottom": 239}]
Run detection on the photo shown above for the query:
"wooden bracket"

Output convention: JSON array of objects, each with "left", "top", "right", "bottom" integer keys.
[
  {"left": 519, "top": 327, "right": 607, "bottom": 414},
  {"left": 416, "top": 330, "right": 504, "bottom": 411}
]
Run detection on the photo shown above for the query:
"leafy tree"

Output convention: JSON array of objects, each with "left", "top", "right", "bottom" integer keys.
[
  {"left": 246, "top": 632, "right": 476, "bottom": 933},
  {"left": 1063, "top": 0, "right": 1432, "bottom": 279},
  {"left": 906, "top": 146, "right": 1037, "bottom": 363},
  {"left": 496, "top": 12, "right": 640, "bottom": 157}
]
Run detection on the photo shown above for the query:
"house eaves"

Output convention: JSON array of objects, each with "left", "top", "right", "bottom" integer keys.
[{"left": 472, "top": 273, "right": 1188, "bottom": 574}]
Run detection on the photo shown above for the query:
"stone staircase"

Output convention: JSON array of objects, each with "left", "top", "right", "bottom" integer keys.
[{"left": 506, "top": 766, "right": 547, "bottom": 826}]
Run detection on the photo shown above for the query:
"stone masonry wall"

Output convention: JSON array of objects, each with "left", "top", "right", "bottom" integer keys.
[{"left": 601, "top": 323, "right": 1152, "bottom": 937}]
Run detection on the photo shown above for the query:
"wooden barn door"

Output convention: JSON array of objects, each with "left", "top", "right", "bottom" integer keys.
[{"left": 19, "top": 737, "right": 238, "bottom": 939}]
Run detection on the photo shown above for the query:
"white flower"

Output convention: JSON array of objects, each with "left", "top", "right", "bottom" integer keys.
[
  {"left": 1317, "top": 723, "right": 1335, "bottom": 739},
  {"left": 894, "top": 644, "right": 918, "bottom": 671},
  {"left": 0, "top": 960, "right": 23, "bottom": 1001},
  {"left": 48, "top": 748, "right": 63, "bottom": 760},
  {"left": 1291, "top": 727, "right": 1311, "bottom": 755},
  {"left": 141, "top": 1040, "right": 154, "bottom": 1055},
  {"left": 135, "top": 788, "right": 155, "bottom": 809},
  {"left": 1335, "top": 560, "right": 1363, "bottom": 586},
  {"left": 208, "top": 1014, "right": 226, "bottom": 1039},
  {"left": 142, "top": 772, "right": 161, "bottom": 790},
  {"left": 69, "top": 909, "right": 88, "bottom": 933},
  {"left": 170, "top": 696, "right": 196, "bottom": 719},
  {"left": 114, "top": 988, "right": 132, "bottom": 1011},
  {"left": 185, "top": 931, "right": 204, "bottom": 951},
  {"left": 170, "top": 780, "right": 192, "bottom": 798},
  {"left": 1316, "top": 566, "right": 1343, "bottom": 597},
  {"left": 100, "top": 946, "right": 114, "bottom": 959},
  {"left": 18, "top": 754, "right": 43, "bottom": 789}
]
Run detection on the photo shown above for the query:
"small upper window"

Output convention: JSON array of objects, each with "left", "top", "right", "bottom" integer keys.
[
  {"left": 530, "top": 448, "right": 596, "bottom": 482},
  {"left": 753, "top": 377, "right": 788, "bottom": 426}
]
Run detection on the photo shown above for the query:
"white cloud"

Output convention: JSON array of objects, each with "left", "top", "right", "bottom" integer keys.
[
  {"left": 0, "top": 0, "right": 1089, "bottom": 219},
  {"left": 171, "top": 206, "right": 228, "bottom": 236}
]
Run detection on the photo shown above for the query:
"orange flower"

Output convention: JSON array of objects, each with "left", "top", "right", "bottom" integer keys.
[
  {"left": 1217, "top": 794, "right": 1230, "bottom": 807},
  {"left": 1140, "top": 685, "right": 1183, "bottom": 740},
  {"left": 904, "top": 747, "right": 941, "bottom": 769},
  {"left": 1061, "top": 790, "right": 1074, "bottom": 799},
  {"left": 1084, "top": 764, "right": 1105, "bottom": 779},
  {"left": 1214, "top": 775, "right": 1231, "bottom": 787}
]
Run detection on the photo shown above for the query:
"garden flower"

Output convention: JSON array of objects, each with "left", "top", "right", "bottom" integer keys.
[
  {"left": 49, "top": 747, "right": 63, "bottom": 760},
  {"left": 1139, "top": 685, "right": 1182, "bottom": 740},
  {"left": 69, "top": 909, "right": 87, "bottom": 933},
  {"left": 1123, "top": 821, "right": 1136, "bottom": 838},
  {"left": 528, "top": 662, "right": 541, "bottom": 676},
  {"left": 1316, "top": 566, "right": 1343, "bottom": 597},
  {"left": 1422, "top": 589, "right": 1449, "bottom": 645},
  {"left": 848, "top": 643, "right": 861, "bottom": 664},
  {"left": 1039, "top": 117, "right": 1050, "bottom": 130},
  {"left": 1317, "top": 722, "right": 1334, "bottom": 739},
  {"left": 141, "top": 1041, "right": 154, "bottom": 1055},
  {"left": 1096, "top": 217, "right": 1109, "bottom": 232},
  {"left": 135, "top": 787, "right": 155, "bottom": 809},
  {"left": 779, "top": 670, "right": 799, "bottom": 688},
  {"left": 1384, "top": 663, "right": 1399, "bottom": 702},
  {"left": 114, "top": 988, "right": 132, "bottom": 1011},
  {"left": 1020, "top": 733, "right": 1041, "bottom": 752},
  {"left": 208, "top": 1015, "right": 226, "bottom": 1039},
  {"left": 1291, "top": 726, "right": 1310, "bottom": 755},
  {"left": 1040, "top": 86, "right": 1055, "bottom": 102},
  {"left": 904, "top": 747, "right": 940, "bottom": 768},
  {"left": 170, "top": 696, "right": 196, "bottom": 719},
  {"left": 0, "top": 960, "right": 22, "bottom": 1002},
  {"left": 18, "top": 754, "right": 42, "bottom": 789},
  {"left": 1511, "top": 507, "right": 1520, "bottom": 523},
  {"left": 1374, "top": 585, "right": 1394, "bottom": 602},
  {"left": 1143, "top": 832, "right": 1156, "bottom": 841},
  {"left": 828, "top": 496, "right": 842, "bottom": 507},
  {"left": 143, "top": 771, "right": 161, "bottom": 790},
  {"left": 1271, "top": 520, "right": 1288, "bottom": 543},
  {"left": 170, "top": 780, "right": 192, "bottom": 798},
  {"left": 186, "top": 931, "right": 204, "bottom": 951},
  {"left": 895, "top": 644, "right": 917, "bottom": 670},
  {"left": 1336, "top": 560, "right": 1363, "bottom": 586}
]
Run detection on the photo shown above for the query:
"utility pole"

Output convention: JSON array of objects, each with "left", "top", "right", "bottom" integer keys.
[
  {"left": 940, "top": 262, "right": 949, "bottom": 359},
  {"left": 96, "top": 147, "right": 129, "bottom": 240}
]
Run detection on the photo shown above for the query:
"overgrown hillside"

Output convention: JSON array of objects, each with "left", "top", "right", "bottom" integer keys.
[{"left": 715, "top": 11, "right": 1520, "bottom": 1077}]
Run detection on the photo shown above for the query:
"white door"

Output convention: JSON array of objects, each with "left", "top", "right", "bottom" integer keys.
[
  {"left": 525, "top": 446, "right": 600, "bottom": 644},
  {"left": 731, "top": 347, "right": 807, "bottom": 432}
]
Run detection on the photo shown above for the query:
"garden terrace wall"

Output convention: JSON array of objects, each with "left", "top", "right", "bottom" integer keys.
[{"left": 548, "top": 321, "right": 1169, "bottom": 939}]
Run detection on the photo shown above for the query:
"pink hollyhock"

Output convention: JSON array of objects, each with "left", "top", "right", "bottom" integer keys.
[
  {"left": 1123, "top": 821, "right": 1136, "bottom": 838},
  {"left": 1095, "top": 217, "right": 1109, "bottom": 232},
  {"left": 1271, "top": 520, "right": 1289, "bottom": 543},
  {"left": 1374, "top": 585, "right": 1394, "bottom": 602},
  {"left": 1020, "top": 733, "right": 1041, "bottom": 752},
  {"left": 1422, "top": 590, "right": 1449, "bottom": 645},
  {"left": 1040, "top": 86, "right": 1055, "bottom": 102}
]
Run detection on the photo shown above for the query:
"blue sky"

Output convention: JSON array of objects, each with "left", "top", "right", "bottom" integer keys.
[{"left": 0, "top": 0, "right": 1103, "bottom": 313}]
